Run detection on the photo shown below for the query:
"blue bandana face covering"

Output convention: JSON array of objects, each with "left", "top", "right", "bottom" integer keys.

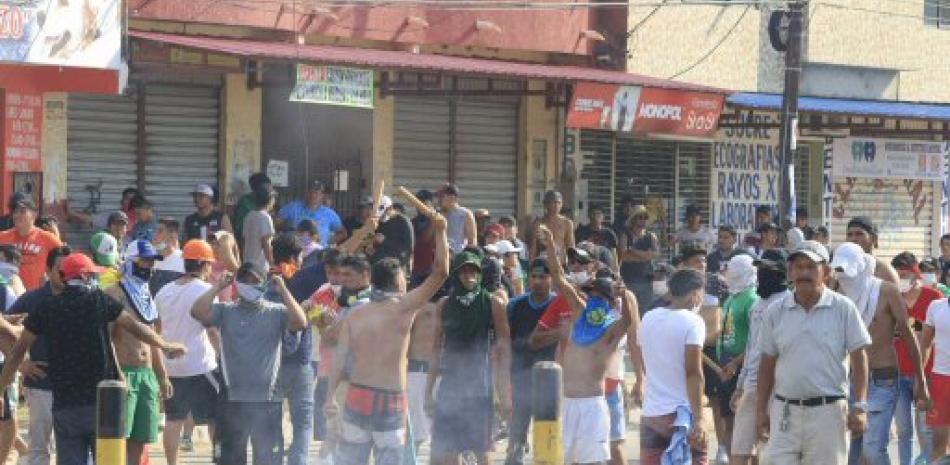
[{"left": 572, "top": 296, "right": 619, "bottom": 346}]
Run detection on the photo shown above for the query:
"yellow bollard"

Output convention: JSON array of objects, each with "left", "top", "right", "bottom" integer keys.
[
  {"left": 532, "top": 361, "right": 563, "bottom": 465},
  {"left": 97, "top": 380, "right": 127, "bottom": 465}
]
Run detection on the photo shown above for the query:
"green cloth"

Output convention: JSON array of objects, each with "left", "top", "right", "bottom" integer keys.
[
  {"left": 124, "top": 366, "right": 161, "bottom": 444},
  {"left": 718, "top": 287, "right": 758, "bottom": 358},
  {"left": 937, "top": 284, "right": 950, "bottom": 297},
  {"left": 233, "top": 193, "right": 256, "bottom": 243}
]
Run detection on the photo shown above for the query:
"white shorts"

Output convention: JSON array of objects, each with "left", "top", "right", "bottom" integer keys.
[
  {"left": 732, "top": 390, "right": 759, "bottom": 456},
  {"left": 407, "top": 371, "right": 431, "bottom": 442},
  {"left": 563, "top": 396, "right": 610, "bottom": 464}
]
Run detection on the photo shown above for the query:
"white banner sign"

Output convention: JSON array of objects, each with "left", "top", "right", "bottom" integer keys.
[
  {"left": 709, "top": 112, "right": 782, "bottom": 234},
  {"left": 0, "top": 0, "right": 122, "bottom": 69},
  {"left": 832, "top": 138, "right": 945, "bottom": 181}
]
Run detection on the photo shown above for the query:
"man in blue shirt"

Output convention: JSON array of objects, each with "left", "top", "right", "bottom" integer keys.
[{"left": 277, "top": 181, "right": 344, "bottom": 248}]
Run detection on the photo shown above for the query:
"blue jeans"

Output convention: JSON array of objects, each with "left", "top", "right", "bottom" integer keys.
[
  {"left": 849, "top": 377, "right": 899, "bottom": 465},
  {"left": 278, "top": 361, "right": 316, "bottom": 465},
  {"left": 895, "top": 375, "right": 915, "bottom": 465},
  {"left": 52, "top": 406, "right": 96, "bottom": 465}
]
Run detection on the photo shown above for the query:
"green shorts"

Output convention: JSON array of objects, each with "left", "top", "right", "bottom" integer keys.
[{"left": 124, "top": 366, "right": 160, "bottom": 444}]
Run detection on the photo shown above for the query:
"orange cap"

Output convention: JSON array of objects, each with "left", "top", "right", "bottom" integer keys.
[{"left": 182, "top": 239, "right": 216, "bottom": 262}]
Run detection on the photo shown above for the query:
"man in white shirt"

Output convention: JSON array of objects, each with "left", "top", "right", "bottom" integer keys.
[
  {"left": 150, "top": 218, "right": 185, "bottom": 295},
  {"left": 155, "top": 240, "right": 220, "bottom": 465},
  {"left": 637, "top": 269, "right": 709, "bottom": 465},
  {"left": 922, "top": 296, "right": 950, "bottom": 462}
]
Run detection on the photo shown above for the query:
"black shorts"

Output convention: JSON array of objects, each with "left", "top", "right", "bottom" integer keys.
[
  {"left": 431, "top": 396, "right": 493, "bottom": 455},
  {"left": 164, "top": 372, "right": 221, "bottom": 423},
  {"left": 702, "top": 345, "right": 720, "bottom": 397}
]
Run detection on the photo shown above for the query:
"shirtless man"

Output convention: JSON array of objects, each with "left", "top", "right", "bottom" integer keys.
[
  {"left": 407, "top": 294, "right": 440, "bottom": 449},
  {"left": 538, "top": 225, "right": 633, "bottom": 465},
  {"left": 846, "top": 216, "right": 900, "bottom": 284},
  {"left": 324, "top": 211, "right": 449, "bottom": 465},
  {"left": 831, "top": 242, "right": 930, "bottom": 465},
  {"left": 106, "top": 240, "right": 173, "bottom": 465},
  {"left": 530, "top": 190, "right": 575, "bottom": 262}
]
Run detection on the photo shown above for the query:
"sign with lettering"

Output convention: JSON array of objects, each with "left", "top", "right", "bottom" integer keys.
[
  {"left": 832, "top": 137, "right": 945, "bottom": 181},
  {"left": 631, "top": 88, "right": 724, "bottom": 138},
  {"left": 0, "top": 0, "right": 122, "bottom": 69},
  {"left": 566, "top": 83, "right": 641, "bottom": 132},
  {"left": 290, "top": 64, "right": 374, "bottom": 109},
  {"left": 4, "top": 91, "right": 42, "bottom": 172},
  {"left": 709, "top": 112, "right": 782, "bottom": 233},
  {"left": 266, "top": 159, "right": 289, "bottom": 188}
]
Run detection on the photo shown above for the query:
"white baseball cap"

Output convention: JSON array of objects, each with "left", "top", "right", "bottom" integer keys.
[
  {"left": 830, "top": 242, "right": 866, "bottom": 278},
  {"left": 493, "top": 240, "right": 522, "bottom": 256},
  {"left": 193, "top": 184, "right": 214, "bottom": 197}
]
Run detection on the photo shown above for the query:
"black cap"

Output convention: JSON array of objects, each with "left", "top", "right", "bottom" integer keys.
[
  {"left": 754, "top": 249, "right": 788, "bottom": 270},
  {"left": 107, "top": 211, "right": 129, "bottom": 225},
  {"left": 309, "top": 180, "right": 326, "bottom": 192},
  {"left": 685, "top": 205, "right": 702, "bottom": 217},
  {"left": 416, "top": 189, "right": 434, "bottom": 202},
  {"left": 583, "top": 277, "right": 616, "bottom": 300},
  {"left": 11, "top": 195, "right": 36, "bottom": 212},
  {"left": 543, "top": 190, "right": 563, "bottom": 203},
  {"left": 528, "top": 258, "right": 550, "bottom": 275},
  {"left": 757, "top": 222, "right": 780, "bottom": 234},
  {"left": 653, "top": 262, "right": 675, "bottom": 277},
  {"left": 847, "top": 216, "right": 877, "bottom": 236},
  {"left": 567, "top": 247, "right": 594, "bottom": 265},
  {"left": 718, "top": 224, "right": 738, "bottom": 236},
  {"left": 497, "top": 215, "right": 516, "bottom": 226}
]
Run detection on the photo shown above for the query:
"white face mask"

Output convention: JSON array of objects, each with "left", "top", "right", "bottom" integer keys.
[
  {"left": 236, "top": 282, "right": 265, "bottom": 303},
  {"left": 153, "top": 241, "right": 168, "bottom": 252},
  {"left": 567, "top": 271, "right": 590, "bottom": 285},
  {"left": 898, "top": 278, "right": 914, "bottom": 294},
  {"left": 922, "top": 273, "right": 937, "bottom": 285},
  {"left": 652, "top": 280, "right": 668, "bottom": 296}
]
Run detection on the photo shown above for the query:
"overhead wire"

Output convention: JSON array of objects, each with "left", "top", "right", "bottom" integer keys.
[{"left": 667, "top": 5, "right": 751, "bottom": 79}]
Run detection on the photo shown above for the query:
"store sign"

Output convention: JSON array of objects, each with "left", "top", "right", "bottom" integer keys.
[
  {"left": 290, "top": 64, "right": 374, "bottom": 109},
  {"left": 266, "top": 159, "right": 289, "bottom": 188},
  {"left": 832, "top": 137, "right": 945, "bottom": 181},
  {"left": 631, "top": 88, "right": 724, "bottom": 138},
  {"left": 566, "top": 83, "right": 642, "bottom": 132},
  {"left": 709, "top": 112, "right": 782, "bottom": 234},
  {"left": 3, "top": 91, "right": 42, "bottom": 172},
  {"left": 0, "top": 0, "right": 122, "bottom": 69}
]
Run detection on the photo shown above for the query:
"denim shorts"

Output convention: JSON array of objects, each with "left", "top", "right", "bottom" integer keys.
[{"left": 606, "top": 389, "right": 625, "bottom": 441}]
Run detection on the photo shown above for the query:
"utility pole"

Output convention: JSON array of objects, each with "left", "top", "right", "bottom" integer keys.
[{"left": 777, "top": 1, "right": 805, "bottom": 229}]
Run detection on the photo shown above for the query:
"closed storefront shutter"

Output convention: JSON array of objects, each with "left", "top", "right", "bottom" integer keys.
[
  {"left": 615, "top": 137, "right": 676, "bottom": 256},
  {"left": 66, "top": 91, "right": 139, "bottom": 248},
  {"left": 578, "top": 130, "right": 615, "bottom": 220},
  {"left": 831, "top": 178, "right": 936, "bottom": 260},
  {"left": 675, "top": 142, "right": 713, "bottom": 228},
  {"left": 455, "top": 99, "right": 518, "bottom": 217},
  {"left": 393, "top": 97, "right": 451, "bottom": 194},
  {"left": 143, "top": 84, "right": 221, "bottom": 223}
]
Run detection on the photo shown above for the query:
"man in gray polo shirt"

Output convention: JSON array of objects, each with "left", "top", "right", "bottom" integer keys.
[{"left": 755, "top": 240, "right": 872, "bottom": 465}]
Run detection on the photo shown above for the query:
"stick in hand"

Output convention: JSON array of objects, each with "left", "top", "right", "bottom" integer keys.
[{"left": 396, "top": 186, "right": 437, "bottom": 218}]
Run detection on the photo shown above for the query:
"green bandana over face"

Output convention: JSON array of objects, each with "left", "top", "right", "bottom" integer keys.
[{"left": 443, "top": 250, "right": 492, "bottom": 340}]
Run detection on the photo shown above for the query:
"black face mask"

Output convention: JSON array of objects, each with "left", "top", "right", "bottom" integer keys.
[
  {"left": 132, "top": 262, "right": 153, "bottom": 281},
  {"left": 757, "top": 268, "right": 788, "bottom": 299}
]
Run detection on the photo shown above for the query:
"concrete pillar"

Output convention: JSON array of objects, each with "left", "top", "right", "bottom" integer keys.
[{"left": 222, "top": 73, "right": 262, "bottom": 207}]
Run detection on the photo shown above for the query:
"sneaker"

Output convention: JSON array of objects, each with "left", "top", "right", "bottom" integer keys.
[
  {"left": 180, "top": 436, "right": 194, "bottom": 452},
  {"left": 716, "top": 446, "right": 729, "bottom": 465}
]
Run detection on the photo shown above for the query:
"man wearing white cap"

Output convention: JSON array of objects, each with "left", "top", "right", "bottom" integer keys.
[
  {"left": 756, "top": 240, "right": 871, "bottom": 465},
  {"left": 184, "top": 184, "right": 233, "bottom": 241},
  {"left": 366, "top": 195, "right": 415, "bottom": 273},
  {"left": 831, "top": 242, "right": 930, "bottom": 465}
]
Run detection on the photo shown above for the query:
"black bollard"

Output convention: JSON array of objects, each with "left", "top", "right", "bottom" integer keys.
[
  {"left": 97, "top": 380, "right": 127, "bottom": 465},
  {"left": 532, "top": 361, "right": 563, "bottom": 465}
]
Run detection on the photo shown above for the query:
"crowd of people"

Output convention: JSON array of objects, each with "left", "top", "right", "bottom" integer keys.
[{"left": 0, "top": 173, "right": 943, "bottom": 465}]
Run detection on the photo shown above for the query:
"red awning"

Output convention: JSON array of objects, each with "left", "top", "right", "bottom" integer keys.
[{"left": 130, "top": 30, "right": 727, "bottom": 94}]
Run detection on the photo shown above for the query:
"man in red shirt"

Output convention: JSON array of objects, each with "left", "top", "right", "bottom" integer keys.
[
  {"left": 892, "top": 252, "right": 940, "bottom": 465},
  {"left": 0, "top": 197, "right": 62, "bottom": 290}
]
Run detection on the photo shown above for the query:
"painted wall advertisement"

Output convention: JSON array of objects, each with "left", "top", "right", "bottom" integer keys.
[
  {"left": 0, "top": 0, "right": 122, "bottom": 68},
  {"left": 3, "top": 91, "right": 42, "bottom": 172},
  {"left": 290, "top": 64, "right": 375, "bottom": 109},
  {"left": 832, "top": 137, "right": 945, "bottom": 181},
  {"left": 566, "top": 83, "right": 724, "bottom": 138},
  {"left": 709, "top": 112, "right": 782, "bottom": 234}
]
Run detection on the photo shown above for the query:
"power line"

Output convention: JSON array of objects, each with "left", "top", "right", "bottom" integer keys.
[
  {"left": 668, "top": 5, "right": 751, "bottom": 79},
  {"left": 817, "top": 0, "right": 950, "bottom": 21}
]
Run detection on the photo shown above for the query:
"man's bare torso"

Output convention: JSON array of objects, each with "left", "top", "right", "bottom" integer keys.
[
  {"left": 408, "top": 302, "right": 437, "bottom": 364},
  {"left": 866, "top": 284, "right": 900, "bottom": 371},
  {"left": 537, "top": 215, "right": 573, "bottom": 259},
  {"left": 346, "top": 299, "right": 415, "bottom": 391},
  {"left": 107, "top": 287, "right": 151, "bottom": 368},
  {"left": 561, "top": 335, "right": 620, "bottom": 398}
]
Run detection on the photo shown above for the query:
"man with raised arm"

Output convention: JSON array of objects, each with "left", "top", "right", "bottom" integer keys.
[{"left": 324, "top": 209, "right": 450, "bottom": 465}]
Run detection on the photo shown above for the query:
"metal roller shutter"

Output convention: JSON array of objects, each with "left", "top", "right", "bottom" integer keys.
[
  {"left": 578, "top": 130, "right": 615, "bottom": 221},
  {"left": 675, "top": 142, "right": 713, "bottom": 229},
  {"left": 393, "top": 97, "right": 451, "bottom": 194},
  {"left": 66, "top": 91, "right": 139, "bottom": 249},
  {"left": 615, "top": 137, "right": 676, "bottom": 257},
  {"left": 831, "top": 178, "right": 936, "bottom": 261},
  {"left": 143, "top": 84, "right": 221, "bottom": 223},
  {"left": 795, "top": 146, "right": 811, "bottom": 210},
  {"left": 455, "top": 99, "right": 518, "bottom": 217}
]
